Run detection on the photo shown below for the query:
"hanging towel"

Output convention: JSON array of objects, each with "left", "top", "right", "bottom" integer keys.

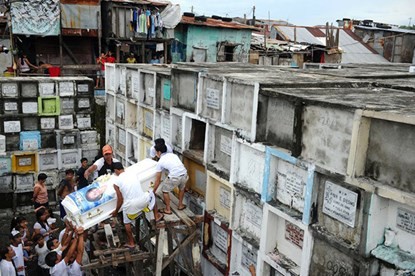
[{"left": 138, "top": 12, "right": 147, "bottom": 34}]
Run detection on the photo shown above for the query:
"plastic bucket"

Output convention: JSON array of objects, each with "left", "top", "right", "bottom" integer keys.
[{"left": 49, "top": 66, "right": 61, "bottom": 77}]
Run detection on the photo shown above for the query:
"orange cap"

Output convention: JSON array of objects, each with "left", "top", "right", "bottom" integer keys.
[{"left": 102, "top": 144, "right": 113, "bottom": 155}]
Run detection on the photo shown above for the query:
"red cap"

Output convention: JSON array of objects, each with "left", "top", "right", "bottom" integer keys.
[{"left": 102, "top": 144, "right": 113, "bottom": 155}]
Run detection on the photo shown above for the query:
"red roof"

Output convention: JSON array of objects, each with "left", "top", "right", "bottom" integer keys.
[{"left": 180, "top": 16, "right": 258, "bottom": 31}]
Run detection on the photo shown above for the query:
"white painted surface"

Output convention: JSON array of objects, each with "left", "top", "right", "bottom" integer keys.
[
  {"left": 232, "top": 140, "right": 265, "bottom": 194},
  {"left": 58, "top": 149, "right": 80, "bottom": 170},
  {"left": 268, "top": 156, "right": 308, "bottom": 213},
  {"left": 2, "top": 83, "right": 18, "bottom": 97},
  {"left": 322, "top": 181, "right": 358, "bottom": 228},
  {"left": 0, "top": 135, "right": 5, "bottom": 152},
  {"left": 15, "top": 174, "right": 34, "bottom": 192},
  {"left": 22, "top": 102, "right": 38, "bottom": 114},
  {"left": 302, "top": 106, "right": 354, "bottom": 174},
  {"left": 58, "top": 81, "right": 75, "bottom": 96},
  {"left": 59, "top": 115, "right": 74, "bottom": 130},
  {"left": 258, "top": 203, "right": 312, "bottom": 276},
  {"left": 77, "top": 84, "right": 89, "bottom": 93},
  {"left": 230, "top": 232, "right": 259, "bottom": 276},
  {"left": 4, "top": 121, "right": 21, "bottom": 133},
  {"left": 38, "top": 151, "right": 58, "bottom": 171},
  {"left": 76, "top": 115, "right": 91, "bottom": 129},
  {"left": 366, "top": 195, "right": 415, "bottom": 255},
  {"left": 39, "top": 82, "right": 55, "bottom": 96},
  {"left": 40, "top": 118, "right": 55, "bottom": 130}
]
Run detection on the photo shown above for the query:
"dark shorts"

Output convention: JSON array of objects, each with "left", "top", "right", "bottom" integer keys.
[{"left": 34, "top": 202, "right": 49, "bottom": 210}]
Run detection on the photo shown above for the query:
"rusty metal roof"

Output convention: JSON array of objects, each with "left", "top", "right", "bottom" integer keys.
[
  {"left": 103, "top": 0, "right": 170, "bottom": 6},
  {"left": 60, "top": 0, "right": 100, "bottom": 4},
  {"left": 273, "top": 25, "right": 388, "bottom": 63},
  {"left": 180, "top": 16, "right": 258, "bottom": 31},
  {"left": 305, "top": 27, "right": 325, "bottom": 37}
]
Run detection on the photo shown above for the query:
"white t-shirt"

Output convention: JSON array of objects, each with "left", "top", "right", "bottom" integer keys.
[
  {"left": 11, "top": 243, "right": 25, "bottom": 276},
  {"left": 114, "top": 171, "right": 148, "bottom": 212},
  {"left": 156, "top": 153, "right": 187, "bottom": 177},
  {"left": 58, "top": 228, "right": 66, "bottom": 243},
  {"left": 67, "top": 260, "right": 82, "bottom": 276},
  {"left": 93, "top": 157, "right": 120, "bottom": 171},
  {"left": 149, "top": 142, "right": 173, "bottom": 158},
  {"left": 34, "top": 221, "right": 50, "bottom": 241},
  {"left": 0, "top": 259, "right": 16, "bottom": 276},
  {"left": 35, "top": 244, "right": 50, "bottom": 269},
  {"left": 50, "top": 259, "right": 69, "bottom": 276}
]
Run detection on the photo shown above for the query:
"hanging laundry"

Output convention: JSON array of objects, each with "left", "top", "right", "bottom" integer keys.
[
  {"left": 138, "top": 10, "right": 147, "bottom": 34},
  {"left": 150, "top": 14, "right": 156, "bottom": 38},
  {"left": 157, "top": 12, "right": 163, "bottom": 28},
  {"left": 146, "top": 9, "right": 151, "bottom": 29},
  {"left": 136, "top": 8, "right": 140, "bottom": 32}
]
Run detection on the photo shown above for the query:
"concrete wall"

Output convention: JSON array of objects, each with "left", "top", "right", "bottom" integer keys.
[
  {"left": 231, "top": 140, "right": 265, "bottom": 194},
  {"left": 256, "top": 95, "right": 298, "bottom": 153},
  {"left": 302, "top": 105, "right": 354, "bottom": 174},
  {"left": 199, "top": 75, "right": 224, "bottom": 122},
  {"left": 366, "top": 195, "right": 415, "bottom": 255},
  {"left": 365, "top": 119, "right": 415, "bottom": 193},
  {"left": 309, "top": 237, "right": 365, "bottom": 276},
  {"left": 172, "top": 70, "right": 198, "bottom": 112},
  {"left": 209, "top": 126, "right": 233, "bottom": 177},
  {"left": 225, "top": 80, "right": 258, "bottom": 140},
  {"left": 314, "top": 174, "right": 366, "bottom": 249}
]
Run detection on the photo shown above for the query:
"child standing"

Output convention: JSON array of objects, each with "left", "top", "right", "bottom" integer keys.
[
  {"left": 10, "top": 231, "right": 25, "bottom": 276},
  {"left": 33, "top": 234, "right": 50, "bottom": 276}
]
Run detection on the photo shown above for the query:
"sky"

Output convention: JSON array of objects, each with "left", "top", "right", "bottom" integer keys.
[{"left": 172, "top": 0, "right": 415, "bottom": 27}]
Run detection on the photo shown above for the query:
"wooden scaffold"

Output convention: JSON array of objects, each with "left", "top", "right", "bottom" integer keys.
[{"left": 81, "top": 195, "right": 204, "bottom": 276}]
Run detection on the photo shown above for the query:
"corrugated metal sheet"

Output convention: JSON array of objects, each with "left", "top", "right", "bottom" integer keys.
[
  {"left": 306, "top": 27, "right": 325, "bottom": 37},
  {"left": 180, "top": 16, "right": 258, "bottom": 31},
  {"left": 106, "top": 0, "right": 169, "bottom": 6},
  {"left": 61, "top": 4, "right": 100, "bottom": 29},
  {"left": 336, "top": 29, "right": 389, "bottom": 63},
  {"left": 343, "top": 29, "right": 377, "bottom": 54},
  {"left": 355, "top": 25, "right": 415, "bottom": 35},
  {"left": 273, "top": 25, "right": 389, "bottom": 63},
  {"left": 60, "top": 0, "right": 100, "bottom": 4},
  {"left": 274, "top": 25, "right": 324, "bottom": 45}
]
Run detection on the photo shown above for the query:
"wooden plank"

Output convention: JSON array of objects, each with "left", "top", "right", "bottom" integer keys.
[
  {"left": 167, "top": 226, "right": 193, "bottom": 273},
  {"left": 169, "top": 193, "right": 195, "bottom": 228},
  {"left": 155, "top": 228, "right": 166, "bottom": 276},
  {"left": 162, "top": 230, "right": 198, "bottom": 270},
  {"left": 82, "top": 252, "right": 153, "bottom": 270},
  {"left": 167, "top": 229, "right": 175, "bottom": 276},
  {"left": 94, "top": 246, "right": 139, "bottom": 256},
  {"left": 154, "top": 216, "right": 202, "bottom": 229},
  {"left": 111, "top": 253, "right": 118, "bottom": 267}
]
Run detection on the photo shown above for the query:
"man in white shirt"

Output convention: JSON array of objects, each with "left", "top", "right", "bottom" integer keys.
[
  {"left": 45, "top": 227, "right": 82, "bottom": 276},
  {"left": 111, "top": 162, "right": 156, "bottom": 248},
  {"left": 10, "top": 230, "right": 25, "bottom": 276},
  {"left": 0, "top": 245, "right": 16, "bottom": 276},
  {"left": 67, "top": 227, "right": 85, "bottom": 276},
  {"left": 149, "top": 138, "right": 173, "bottom": 160},
  {"left": 84, "top": 144, "right": 120, "bottom": 180},
  {"left": 152, "top": 144, "right": 188, "bottom": 220}
]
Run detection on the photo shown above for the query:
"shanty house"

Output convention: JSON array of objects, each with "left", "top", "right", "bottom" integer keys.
[
  {"left": 258, "top": 24, "right": 389, "bottom": 67},
  {"left": 173, "top": 15, "right": 257, "bottom": 63}
]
